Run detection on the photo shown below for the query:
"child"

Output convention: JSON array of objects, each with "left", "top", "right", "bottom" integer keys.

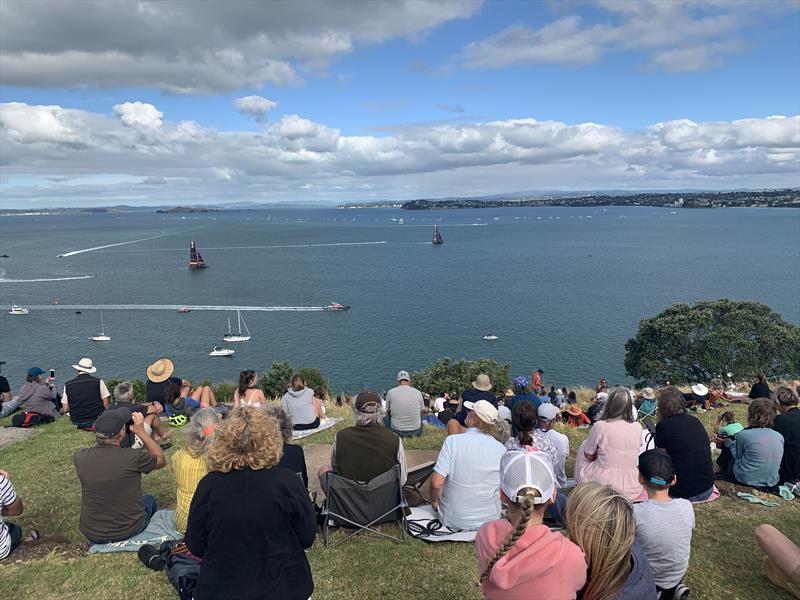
[
  {"left": 633, "top": 450, "right": 694, "bottom": 600},
  {"left": 476, "top": 450, "right": 587, "bottom": 600},
  {"left": 716, "top": 411, "right": 744, "bottom": 439}
]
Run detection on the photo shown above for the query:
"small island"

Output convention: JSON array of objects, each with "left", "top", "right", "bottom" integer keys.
[{"left": 155, "top": 206, "right": 219, "bottom": 214}]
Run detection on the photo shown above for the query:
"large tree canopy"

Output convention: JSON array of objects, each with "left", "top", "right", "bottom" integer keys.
[{"left": 624, "top": 299, "right": 800, "bottom": 385}]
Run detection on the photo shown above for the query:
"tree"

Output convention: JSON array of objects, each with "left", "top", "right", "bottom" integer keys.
[
  {"left": 411, "top": 357, "right": 511, "bottom": 398},
  {"left": 624, "top": 299, "right": 800, "bottom": 385},
  {"left": 259, "top": 361, "right": 294, "bottom": 399},
  {"left": 298, "top": 367, "right": 330, "bottom": 395}
]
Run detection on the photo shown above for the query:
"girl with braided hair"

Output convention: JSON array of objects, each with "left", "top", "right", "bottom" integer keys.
[{"left": 475, "top": 450, "right": 587, "bottom": 599}]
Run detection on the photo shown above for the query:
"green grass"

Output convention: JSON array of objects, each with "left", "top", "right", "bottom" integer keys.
[{"left": 0, "top": 401, "right": 797, "bottom": 599}]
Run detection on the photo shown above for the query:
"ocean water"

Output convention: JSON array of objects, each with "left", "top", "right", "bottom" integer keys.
[{"left": 0, "top": 206, "right": 798, "bottom": 393}]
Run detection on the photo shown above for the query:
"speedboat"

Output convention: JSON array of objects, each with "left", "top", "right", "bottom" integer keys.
[
  {"left": 176, "top": 307, "right": 191, "bottom": 313},
  {"left": 209, "top": 346, "right": 235, "bottom": 357},
  {"left": 324, "top": 302, "right": 350, "bottom": 311},
  {"left": 482, "top": 334, "right": 499, "bottom": 341},
  {"left": 9, "top": 305, "right": 29, "bottom": 315}
]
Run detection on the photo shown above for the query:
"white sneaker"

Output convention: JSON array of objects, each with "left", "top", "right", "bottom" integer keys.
[{"left": 675, "top": 583, "right": 690, "bottom": 599}]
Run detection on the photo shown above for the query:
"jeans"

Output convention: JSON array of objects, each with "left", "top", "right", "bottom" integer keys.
[
  {"left": 5, "top": 522, "right": 22, "bottom": 557},
  {"left": 683, "top": 487, "right": 714, "bottom": 502},
  {"left": 382, "top": 416, "right": 423, "bottom": 437},
  {"left": 546, "top": 490, "right": 568, "bottom": 525},
  {"left": 85, "top": 494, "right": 158, "bottom": 544},
  {"left": 0, "top": 398, "right": 22, "bottom": 418}
]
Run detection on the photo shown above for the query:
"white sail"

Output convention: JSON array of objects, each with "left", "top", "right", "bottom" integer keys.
[{"left": 91, "top": 311, "right": 111, "bottom": 341}]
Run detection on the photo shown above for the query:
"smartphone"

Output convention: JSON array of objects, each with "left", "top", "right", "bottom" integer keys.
[{"left": 49, "top": 369, "right": 55, "bottom": 379}]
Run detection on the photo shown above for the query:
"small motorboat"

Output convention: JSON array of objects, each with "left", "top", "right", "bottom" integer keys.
[
  {"left": 209, "top": 346, "right": 235, "bottom": 357},
  {"left": 324, "top": 302, "right": 350, "bottom": 311},
  {"left": 482, "top": 334, "right": 499, "bottom": 341},
  {"left": 75, "top": 310, "right": 82, "bottom": 315},
  {"left": 9, "top": 305, "right": 29, "bottom": 315},
  {"left": 177, "top": 307, "right": 191, "bottom": 313}
]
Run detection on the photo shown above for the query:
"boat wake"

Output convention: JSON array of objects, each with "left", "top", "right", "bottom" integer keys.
[
  {"left": 57, "top": 234, "right": 167, "bottom": 257},
  {"left": 26, "top": 304, "right": 332, "bottom": 312},
  {"left": 105, "top": 240, "right": 388, "bottom": 253},
  {"left": 0, "top": 274, "right": 96, "bottom": 283}
]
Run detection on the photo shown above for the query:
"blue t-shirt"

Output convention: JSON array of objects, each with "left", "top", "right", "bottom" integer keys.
[
  {"left": 726, "top": 427, "right": 784, "bottom": 488},
  {"left": 165, "top": 396, "right": 200, "bottom": 417},
  {"left": 508, "top": 392, "right": 541, "bottom": 411},
  {"left": 456, "top": 388, "right": 497, "bottom": 425}
]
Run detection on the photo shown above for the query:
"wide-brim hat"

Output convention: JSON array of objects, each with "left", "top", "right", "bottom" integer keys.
[
  {"left": 567, "top": 404, "right": 584, "bottom": 416},
  {"left": 642, "top": 387, "right": 656, "bottom": 400},
  {"left": 147, "top": 357, "right": 175, "bottom": 383},
  {"left": 72, "top": 357, "right": 97, "bottom": 374},
  {"left": 691, "top": 383, "right": 709, "bottom": 396},
  {"left": 472, "top": 373, "right": 492, "bottom": 391},
  {"left": 504, "top": 388, "right": 514, "bottom": 397}
]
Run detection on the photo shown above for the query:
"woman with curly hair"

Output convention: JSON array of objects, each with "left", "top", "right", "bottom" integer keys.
[
  {"left": 476, "top": 450, "right": 586, "bottom": 599},
  {"left": 565, "top": 482, "right": 657, "bottom": 600},
  {"left": 186, "top": 407, "right": 316, "bottom": 600}
]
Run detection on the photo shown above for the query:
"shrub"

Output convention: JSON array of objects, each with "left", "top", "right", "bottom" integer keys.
[
  {"left": 411, "top": 357, "right": 511, "bottom": 398},
  {"left": 213, "top": 382, "right": 237, "bottom": 403},
  {"left": 259, "top": 361, "right": 294, "bottom": 399},
  {"left": 298, "top": 367, "right": 330, "bottom": 395}
]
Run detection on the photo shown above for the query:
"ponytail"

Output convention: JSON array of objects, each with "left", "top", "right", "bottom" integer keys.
[{"left": 238, "top": 370, "right": 255, "bottom": 399}]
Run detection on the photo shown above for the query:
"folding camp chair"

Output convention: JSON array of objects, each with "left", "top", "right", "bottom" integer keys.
[
  {"left": 321, "top": 464, "right": 407, "bottom": 547},
  {"left": 403, "top": 461, "right": 435, "bottom": 504}
]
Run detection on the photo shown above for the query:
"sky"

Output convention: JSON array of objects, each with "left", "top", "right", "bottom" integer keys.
[{"left": 1, "top": 0, "right": 799, "bottom": 208}]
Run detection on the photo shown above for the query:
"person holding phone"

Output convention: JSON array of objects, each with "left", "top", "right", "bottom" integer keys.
[{"left": 17, "top": 367, "right": 59, "bottom": 421}]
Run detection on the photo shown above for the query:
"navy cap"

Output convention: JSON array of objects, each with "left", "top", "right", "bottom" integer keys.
[{"left": 27, "top": 367, "right": 45, "bottom": 377}]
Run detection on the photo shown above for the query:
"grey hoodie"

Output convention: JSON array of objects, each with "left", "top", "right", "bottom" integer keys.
[{"left": 281, "top": 387, "right": 316, "bottom": 427}]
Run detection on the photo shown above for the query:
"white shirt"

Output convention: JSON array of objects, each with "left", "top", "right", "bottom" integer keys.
[
  {"left": 433, "top": 397, "right": 446, "bottom": 414},
  {"left": 537, "top": 427, "right": 570, "bottom": 488},
  {"left": 0, "top": 476, "right": 17, "bottom": 559}
]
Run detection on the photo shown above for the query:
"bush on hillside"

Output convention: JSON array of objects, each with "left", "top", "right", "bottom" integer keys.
[
  {"left": 260, "top": 361, "right": 294, "bottom": 399},
  {"left": 298, "top": 367, "right": 330, "bottom": 395},
  {"left": 411, "top": 357, "right": 511, "bottom": 398},
  {"left": 214, "top": 382, "right": 237, "bottom": 403},
  {"left": 624, "top": 299, "right": 800, "bottom": 385},
  {"left": 105, "top": 378, "right": 146, "bottom": 403}
]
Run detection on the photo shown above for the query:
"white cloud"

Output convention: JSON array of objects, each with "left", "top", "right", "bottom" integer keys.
[
  {"left": 0, "top": 0, "right": 481, "bottom": 93},
  {"left": 234, "top": 96, "right": 279, "bottom": 121},
  {"left": 1, "top": 101, "right": 798, "bottom": 207}
]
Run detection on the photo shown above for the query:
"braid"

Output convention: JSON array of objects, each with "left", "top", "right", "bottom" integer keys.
[{"left": 479, "top": 489, "right": 539, "bottom": 585}]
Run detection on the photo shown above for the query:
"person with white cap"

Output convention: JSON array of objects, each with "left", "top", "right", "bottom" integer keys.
[
  {"left": 61, "top": 358, "right": 110, "bottom": 428},
  {"left": 476, "top": 450, "right": 587, "bottom": 599},
  {"left": 683, "top": 383, "right": 710, "bottom": 412},
  {"left": 536, "top": 403, "right": 569, "bottom": 488},
  {"left": 430, "top": 400, "right": 506, "bottom": 531},
  {"left": 447, "top": 373, "right": 498, "bottom": 435},
  {"left": 383, "top": 369, "right": 425, "bottom": 437}
]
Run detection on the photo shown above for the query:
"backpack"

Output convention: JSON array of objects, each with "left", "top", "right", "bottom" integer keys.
[
  {"left": 11, "top": 412, "right": 55, "bottom": 428},
  {"left": 159, "top": 540, "right": 201, "bottom": 600}
]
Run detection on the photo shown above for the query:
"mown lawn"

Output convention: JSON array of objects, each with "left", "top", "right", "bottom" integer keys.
[{"left": 0, "top": 401, "right": 796, "bottom": 599}]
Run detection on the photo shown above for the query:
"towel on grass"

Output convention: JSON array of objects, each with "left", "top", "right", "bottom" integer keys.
[
  {"left": 89, "top": 510, "right": 181, "bottom": 554},
  {"left": 291, "top": 417, "right": 341, "bottom": 440}
]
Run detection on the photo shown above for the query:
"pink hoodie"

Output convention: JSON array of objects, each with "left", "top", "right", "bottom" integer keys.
[{"left": 476, "top": 520, "right": 587, "bottom": 600}]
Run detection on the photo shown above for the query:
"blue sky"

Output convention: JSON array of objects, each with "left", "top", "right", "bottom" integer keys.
[{"left": 1, "top": 0, "right": 799, "bottom": 207}]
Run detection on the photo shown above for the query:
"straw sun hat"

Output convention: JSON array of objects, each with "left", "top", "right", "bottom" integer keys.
[{"left": 147, "top": 357, "right": 175, "bottom": 383}]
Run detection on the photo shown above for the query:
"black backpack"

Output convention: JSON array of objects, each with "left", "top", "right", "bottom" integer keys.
[
  {"left": 11, "top": 412, "right": 55, "bottom": 428},
  {"left": 159, "top": 540, "right": 201, "bottom": 600}
]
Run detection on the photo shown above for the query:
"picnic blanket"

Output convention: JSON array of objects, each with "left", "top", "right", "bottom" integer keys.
[
  {"left": 291, "top": 417, "right": 341, "bottom": 440},
  {"left": 405, "top": 504, "right": 478, "bottom": 543},
  {"left": 89, "top": 510, "right": 182, "bottom": 554}
]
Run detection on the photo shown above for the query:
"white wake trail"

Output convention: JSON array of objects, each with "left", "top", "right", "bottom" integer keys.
[
  {"left": 104, "top": 240, "right": 389, "bottom": 253},
  {"left": 57, "top": 234, "right": 167, "bottom": 257},
  {"left": 26, "top": 304, "right": 331, "bottom": 312},
  {"left": 0, "top": 275, "right": 96, "bottom": 283}
]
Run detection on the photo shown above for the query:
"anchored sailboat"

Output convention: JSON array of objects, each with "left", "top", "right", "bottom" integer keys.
[
  {"left": 90, "top": 311, "right": 111, "bottom": 341},
  {"left": 432, "top": 225, "right": 444, "bottom": 245},
  {"left": 223, "top": 309, "right": 251, "bottom": 342},
  {"left": 189, "top": 241, "right": 208, "bottom": 269}
]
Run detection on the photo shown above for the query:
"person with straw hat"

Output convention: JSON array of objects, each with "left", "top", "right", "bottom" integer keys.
[
  {"left": 146, "top": 357, "right": 216, "bottom": 413},
  {"left": 61, "top": 358, "right": 110, "bottom": 429},
  {"left": 562, "top": 403, "right": 591, "bottom": 428},
  {"left": 145, "top": 357, "right": 182, "bottom": 403},
  {"left": 448, "top": 373, "right": 498, "bottom": 435}
]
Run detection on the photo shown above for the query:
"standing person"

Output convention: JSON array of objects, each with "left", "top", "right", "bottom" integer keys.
[
  {"left": 61, "top": 358, "right": 110, "bottom": 429},
  {"left": 265, "top": 405, "right": 309, "bottom": 489},
  {"left": 532, "top": 369, "right": 543, "bottom": 391},
  {"left": 749, "top": 373, "right": 772, "bottom": 401},
  {"left": 172, "top": 408, "right": 221, "bottom": 533},
  {"left": 509, "top": 377, "right": 540, "bottom": 411},
  {"left": 448, "top": 374, "right": 497, "bottom": 435},
  {"left": 0, "top": 470, "right": 39, "bottom": 561},
  {"left": 773, "top": 386, "right": 800, "bottom": 484},
  {"left": 476, "top": 450, "right": 587, "bottom": 600},
  {"left": 654, "top": 386, "right": 715, "bottom": 501},
  {"left": 186, "top": 407, "right": 316, "bottom": 600},
  {"left": 575, "top": 388, "right": 644, "bottom": 501},
  {"left": 73, "top": 408, "right": 166, "bottom": 543},
  {"left": 536, "top": 403, "right": 570, "bottom": 488},
  {"left": 17, "top": 367, "right": 59, "bottom": 420},
  {"left": 565, "top": 482, "right": 657, "bottom": 600},
  {"left": 383, "top": 370, "right": 425, "bottom": 437},
  {"left": 233, "top": 370, "right": 267, "bottom": 409},
  {"left": 0, "top": 361, "right": 21, "bottom": 418},
  {"left": 634, "top": 451, "right": 694, "bottom": 600},
  {"left": 430, "top": 400, "right": 506, "bottom": 531},
  {"left": 282, "top": 374, "right": 324, "bottom": 431}
]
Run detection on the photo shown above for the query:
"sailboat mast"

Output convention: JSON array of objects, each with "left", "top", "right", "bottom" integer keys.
[
  {"left": 227, "top": 315, "right": 231, "bottom": 335},
  {"left": 237, "top": 309, "right": 242, "bottom": 335},
  {"left": 100, "top": 311, "right": 104, "bottom": 334}
]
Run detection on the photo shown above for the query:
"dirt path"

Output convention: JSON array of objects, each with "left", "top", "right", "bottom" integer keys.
[{"left": 0, "top": 427, "right": 39, "bottom": 449}]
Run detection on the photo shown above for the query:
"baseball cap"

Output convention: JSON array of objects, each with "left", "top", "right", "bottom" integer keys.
[
  {"left": 500, "top": 450, "right": 555, "bottom": 505},
  {"left": 27, "top": 367, "right": 45, "bottom": 377},
  {"left": 94, "top": 407, "right": 132, "bottom": 437},
  {"left": 355, "top": 391, "right": 381, "bottom": 413},
  {"left": 638, "top": 449, "right": 675, "bottom": 486},
  {"left": 537, "top": 403, "right": 559, "bottom": 421},
  {"left": 463, "top": 399, "right": 498, "bottom": 424},
  {"left": 396, "top": 370, "right": 410, "bottom": 382}
]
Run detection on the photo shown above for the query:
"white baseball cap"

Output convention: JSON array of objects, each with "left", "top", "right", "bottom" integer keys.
[
  {"left": 463, "top": 399, "right": 499, "bottom": 424},
  {"left": 500, "top": 450, "right": 555, "bottom": 505},
  {"left": 537, "top": 403, "right": 560, "bottom": 421}
]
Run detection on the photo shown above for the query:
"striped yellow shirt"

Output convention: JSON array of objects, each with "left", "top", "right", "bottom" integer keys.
[{"left": 171, "top": 448, "right": 208, "bottom": 533}]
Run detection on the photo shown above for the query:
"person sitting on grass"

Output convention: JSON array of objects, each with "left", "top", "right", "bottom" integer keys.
[
  {"left": 61, "top": 357, "right": 110, "bottom": 429},
  {"left": 430, "top": 400, "right": 506, "bottom": 531},
  {"left": 565, "top": 482, "right": 657, "bottom": 600},
  {"left": 754, "top": 524, "right": 800, "bottom": 599},
  {"left": 73, "top": 408, "right": 165, "bottom": 543},
  {"left": 633, "top": 450, "right": 694, "bottom": 600},
  {"left": 683, "top": 384, "right": 710, "bottom": 412},
  {"left": 0, "top": 469, "right": 40, "bottom": 561},
  {"left": 586, "top": 392, "right": 607, "bottom": 423},
  {"left": 112, "top": 381, "right": 170, "bottom": 443},
  {"left": 505, "top": 401, "right": 558, "bottom": 467},
  {"left": 383, "top": 370, "right": 425, "bottom": 437},
  {"left": 575, "top": 388, "right": 644, "bottom": 501},
  {"left": 282, "top": 373, "right": 324, "bottom": 431},
  {"left": 265, "top": 405, "right": 309, "bottom": 489},
  {"left": 536, "top": 403, "right": 569, "bottom": 488},
  {"left": 773, "top": 386, "right": 800, "bottom": 485},
  {"left": 447, "top": 374, "right": 498, "bottom": 435},
  {"left": 563, "top": 403, "right": 591, "bottom": 428},
  {"left": 0, "top": 362, "right": 21, "bottom": 418},
  {"left": 17, "top": 367, "right": 59, "bottom": 421},
  {"left": 163, "top": 382, "right": 217, "bottom": 418},
  {"left": 714, "top": 398, "right": 784, "bottom": 490},
  {"left": 748, "top": 373, "right": 772, "bottom": 401},
  {"left": 186, "top": 407, "right": 316, "bottom": 600},
  {"left": 476, "top": 450, "right": 587, "bottom": 600},
  {"left": 232, "top": 369, "right": 267, "bottom": 409},
  {"left": 172, "top": 408, "right": 220, "bottom": 533},
  {"left": 146, "top": 357, "right": 216, "bottom": 410},
  {"left": 317, "top": 391, "right": 406, "bottom": 489}
]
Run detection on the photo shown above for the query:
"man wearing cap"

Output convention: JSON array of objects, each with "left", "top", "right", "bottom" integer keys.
[
  {"left": 318, "top": 391, "right": 407, "bottom": 487},
  {"left": 536, "top": 403, "right": 569, "bottom": 488},
  {"left": 17, "top": 367, "right": 59, "bottom": 420},
  {"left": 73, "top": 408, "right": 166, "bottom": 543},
  {"left": 384, "top": 370, "right": 425, "bottom": 437},
  {"left": 61, "top": 358, "right": 110, "bottom": 428},
  {"left": 0, "top": 362, "right": 21, "bottom": 418},
  {"left": 145, "top": 357, "right": 184, "bottom": 404},
  {"left": 447, "top": 374, "right": 498, "bottom": 435},
  {"left": 430, "top": 399, "right": 506, "bottom": 531}
]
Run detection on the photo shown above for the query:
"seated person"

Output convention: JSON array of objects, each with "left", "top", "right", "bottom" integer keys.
[
  {"left": 163, "top": 383, "right": 217, "bottom": 417},
  {"left": 0, "top": 364, "right": 21, "bottom": 418},
  {"left": 476, "top": 450, "right": 587, "bottom": 600},
  {"left": 505, "top": 401, "right": 558, "bottom": 468},
  {"left": 233, "top": 370, "right": 268, "bottom": 408},
  {"left": 563, "top": 403, "right": 591, "bottom": 428},
  {"left": 112, "top": 381, "right": 169, "bottom": 442},
  {"left": 508, "top": 377, "right": 540, "bottom": 411},
  {"left": 749, "top": 373, "right": 772, "bottom": 401},
  {"left": 430, "top": 400, "right": 506, "bottom": 531},
  {"left": 714, "top": 399, "right": 784, "bottom": 489},
  {"left": 755, "top": 524, "right": 800, "bottom": 598},
  {"left": 683, "top": 384, "right": 710, "bottom": 411},
  {"left": 282, "top": 374, "right": 324, "bottom": 431},
  {"left": 318, "top": 391, "right": 406, "bottom": 487},
  {"left": 436, "top": 394, "right": 462, "bottom": 426},
  {"left": 715, "top": 411, "right": 744, "bottom": 439},
  {"left": 17, "top": 367, "right": 59, "bottom": 420},
  {"left": 634, "top": 451, "right": 694, "bottom": 600},
  {"left": 536, "top": 403, "right": 569, "bottom": 488},
  {"left": 61, "top": 358, "right": 110, "bottom": 428},
  {"left": 0, "top": 470, "right": 39, "bottom": 561},
  {"left": 448, "top": 374, "right": 497, "bottom": 435},
  {"left": 637, "top": 387, "right": 657, "bottom": 417},
  {"left": 586, "top": 393, "right": 607, "bottom": 423},
  {"left": 172, "top": 408, "right": 220, "bottom": 533},
  {"left": 146, "top": 357, "right": 215, "bottom": 409},
  {"left": 265, "top": 405, "right": 309, "bottom": 488},
  {"left": 383, "top": 370, "right": 425, "bottom": 437},
  {"left": 774, "top": 386, "right": 800, "bottom": 485},
  {"left": 73, "top": 408, "right": 165, "bottom": 543}
]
